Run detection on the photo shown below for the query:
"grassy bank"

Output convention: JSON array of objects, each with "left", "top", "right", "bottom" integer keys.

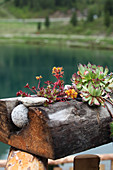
[
  {"left": 1, "top": 33, "right": 113, "bottom": 50},
  {"left": 0, "top": 19, "right": 113, "bottom": 49},
  {"left": 0, "top": 17, "right": 113, "bottom": 35}
]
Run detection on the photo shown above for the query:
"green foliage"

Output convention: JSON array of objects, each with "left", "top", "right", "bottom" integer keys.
[
  {"left": 37, "top": 22, "right": 41, "bottom": 31},
  {"left": 104, "top": 12, "right": 111, "bottom": 27},
  {"left": 70, "top": 12, "right": 77, "bottom": 26},
  {"left": 2, "top": 0, "right": 113, "bottom": 36},
  {"left": 14, "top": 0, "right": 20, "bottom": 7},
  {"left": 4, "top": 0, "right": 10, "bottom": 2},
  {"left": 87, "top": 9, "right": 94, "bottom": 22},
  {"left": 72, "top": 63, "right": 113, "bottom": 106},
  {"left": 45, "top": 16, "right": 50, "bottom": 28},
  {"left": 3, "top": 0, "right": 108, "bottom": 16},
  {"left": 110, "top": 122, "right": 113, "bottom": 137},
  {"left": 104, "top": 0, "right": 113, "bottom": 16}
]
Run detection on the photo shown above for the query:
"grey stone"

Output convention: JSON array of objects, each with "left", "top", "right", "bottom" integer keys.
[
  {"left": 11, "top": 104, "right": 28, "bottom": 128},
  {"left": 18, "top": 97, "right": 48, "bottom": 107}
]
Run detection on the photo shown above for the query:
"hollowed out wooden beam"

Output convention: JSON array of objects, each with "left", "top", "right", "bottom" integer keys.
[{"left": 0, "top": 97, "right": 112, "bottom": 159}]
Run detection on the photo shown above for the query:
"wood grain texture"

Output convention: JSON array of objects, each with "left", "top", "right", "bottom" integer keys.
[
  {"left": 0, "top": 98, "right": 112, "bottom": 159},
  {"left": 39, "top": 100, "right": 112, "bottom": 159},
  {"left": 6, "top": 147, "right": 47, "bottom": 170}
]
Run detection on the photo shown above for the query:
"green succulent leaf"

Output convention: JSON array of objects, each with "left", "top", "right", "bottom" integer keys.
[
  {"left": 95, "top": 87, "right": 102, "bottom": 96},
  {"left": 105, "top": 86, "right": 112, "bottom": 93},
  {"left": 87, "top": 63, "right": 91, "bottom": 68},
  {"left": 110, "top": 122, "right": 113, "bottom": 137},
  {"left": 76, "top": 83, "right": 82, "bottom": 90},
  {"left": 82, "top": 96, "right": 92, "bottom": 102},
  {"left": 88, "top": 83, "right": 97, "bottom": 96},
  {"left": 108, "top": 82, "right": 113, "bottom": 89},
  {"left": 78, "top": 64, "right": 85, "bottom": 75},
  {"left": 109, "top": 97, "right": 113, "bottom": 103},
  {"left": 104, "top": 66, "right": 109, "bottom": 76},
  {"left": 93, "top": 97, "right": 100, "bottom": 106},
  {"left": 92, "top": 65, "right": 96, "bottom": 69},
  {"left": 99, "top": 66, "right": 104, "bottom": 73},
  {"left": 88, "top": 97, "right": 94, "bottom": 106}
]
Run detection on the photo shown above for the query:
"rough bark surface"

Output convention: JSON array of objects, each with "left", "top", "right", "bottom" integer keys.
[{"left": 0, "top": 97, "right": 112, "bottom": 159}]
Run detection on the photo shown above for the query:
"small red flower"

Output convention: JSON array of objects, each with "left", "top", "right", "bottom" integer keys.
[
  {"left": 32, "top": 86, "right": 36, "bottom": 90},
  {"left": 44, "top": 81, "right": 53, "bottom": 85},
  {"left": 16, "top": 91, "right": 21, "bottom": 96},
  {"left": 24, "top": 83, "right": 29, "bottom": 88}
]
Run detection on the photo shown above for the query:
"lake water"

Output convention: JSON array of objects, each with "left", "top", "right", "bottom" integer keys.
[{"left": 0, "top": 44, "right": 113, "bottom": 169}]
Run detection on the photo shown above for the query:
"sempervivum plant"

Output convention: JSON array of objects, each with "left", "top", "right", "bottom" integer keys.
[{"left": 72, "top": 63, "right": 113, "bottom": 106}]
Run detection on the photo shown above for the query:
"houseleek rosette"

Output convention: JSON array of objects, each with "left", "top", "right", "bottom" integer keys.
[{"left": 72, "top": 63, "right": 113, "bottom": 106}]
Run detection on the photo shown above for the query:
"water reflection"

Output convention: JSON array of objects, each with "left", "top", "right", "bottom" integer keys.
[
  {"left": 0, "top": 44, "right": 113, "bottom": 99},
  {"left": 0, "top": 44, "right": 113, "bottom": 162}
]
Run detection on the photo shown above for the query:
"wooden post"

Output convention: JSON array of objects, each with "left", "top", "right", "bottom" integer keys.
[
  {"left": 69, "top": 167, "right": 73, "bottom": 170},
  {"left": 111, "top": 160, "right": 113, "bottom": 170},
  {"left": 6, "top": 147, "right": 48, "bottom": 170},
  {"left": 100, "top": 164, "right": 105, "bottom": 170},
  {"left": 74, "top": 154, "right": 100, "bottom": 170}
]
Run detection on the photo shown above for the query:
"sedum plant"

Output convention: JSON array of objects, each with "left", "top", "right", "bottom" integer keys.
[
  {"left": 72, "top": 63, "right": 113, "bottom": 106},
  {"left": 17, "top": 67, "right": 75, "bottom": 105}
]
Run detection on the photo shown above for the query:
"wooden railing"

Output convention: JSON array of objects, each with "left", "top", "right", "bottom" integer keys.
[
  {"left": 49, "top": 154, "right": 113, "bottom": 170},
  {"left": 1, "top": 154, "right": 113, "bottom": 170}
]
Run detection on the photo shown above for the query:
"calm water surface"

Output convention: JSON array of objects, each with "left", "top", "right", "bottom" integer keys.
[{"left": 0, "top": 44, "right": 113, "bottom": 169}]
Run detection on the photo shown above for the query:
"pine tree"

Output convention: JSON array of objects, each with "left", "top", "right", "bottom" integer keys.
[
  {"left": 87, "top": 9, "right": 94, "bottom": 22},
  {"left": 14, "top": 0, "right": 20, "bottom": 7},
  {"left": 104, "top": 12, "right": 110, "bottom": 27},
  {"left": 37, "top": 22, "right": 41, "bottom": 31},
  {"left": 70, "top": 12, "right": 77, "bottom": 26},
  {"left": 104, "top": 0, "right": 113, "bottom": 16},
  {"left": 45, "top": 16, "right": 50, "bottom": 28}
]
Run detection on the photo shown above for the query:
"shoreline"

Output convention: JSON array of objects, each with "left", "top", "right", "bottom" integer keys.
[{"left": 0, "top": 33, "right": 113, "bottom": 50}]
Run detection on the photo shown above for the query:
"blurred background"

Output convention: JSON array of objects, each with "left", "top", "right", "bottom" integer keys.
[{"left": 0, "top": 0, "right": 113, "bottom": 169}]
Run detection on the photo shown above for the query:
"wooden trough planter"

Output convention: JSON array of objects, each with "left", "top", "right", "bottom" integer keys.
[{"left": 0, "top": 96, "right": 112, "bottom": 169}]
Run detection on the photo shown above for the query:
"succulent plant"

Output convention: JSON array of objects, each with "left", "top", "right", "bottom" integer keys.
[
  {"left": 72, "top": 63, "right": 113, "bottom": 106},
  {"left": 110, "top": 122, "right": 113, "bottom": 137},
  {"left": 17, "top": 67, "right": 71, "bottom": 105}
]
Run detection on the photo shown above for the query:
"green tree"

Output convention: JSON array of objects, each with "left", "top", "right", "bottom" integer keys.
[
  {"left": 29, "top": 0, "right": 34, "bottom": 9},
  {"left": 87, "top": 9, "right": 94, "bottom": 22},
  {"left": 70, "top": 12, "right": 77, "bottom": 26},
  {"left": 39, "top": 0, "right": 55, "bottom": 9},
  {"left": 104, "top": 12, "right": 111, "bottom": 27},
  {"left": 45, "top": 16, "right": 50, "bottom": 28},
  {"left": 37, "top": 22, "right": 41, "bottom": 31},
  {"left": 104, "top": 0, "right": 113, "bottom": 16},
  {"left": 4, "top": 0, "right": 10, "bottom": 2},
  {"left": 23, "top": 0, "right": 28, "bottom": 6},
  {"left": 14, "top": 0, "right": 20, "bottom": 7}
]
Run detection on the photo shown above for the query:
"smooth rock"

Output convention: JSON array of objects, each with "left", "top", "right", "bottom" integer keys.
[
  {"left": 18, "top": 97, "right": 48, "bottom": 107},
  {"left": 11, "top": 104, "right": 29, "bottom": 128}
]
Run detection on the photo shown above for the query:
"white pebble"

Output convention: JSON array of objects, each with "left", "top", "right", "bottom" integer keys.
[
  {"left": 64, "top": 85, "right": 71, "bottom": 90},
  {"left": 11, "top": 104, "right": 28, "bottom": 128}
]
